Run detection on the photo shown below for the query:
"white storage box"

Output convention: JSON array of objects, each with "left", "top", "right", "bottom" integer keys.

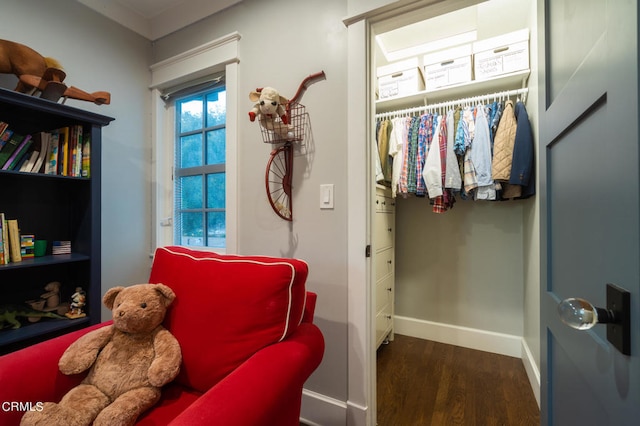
[
  {"left": 377, "top": 58, "right": 425, "bottom": 99},
  {"left": 423, "top": 45, "right": 473, "bottom": 90},
  {"left": 473, "top": 29, "right": 530, "bottom": 80}
]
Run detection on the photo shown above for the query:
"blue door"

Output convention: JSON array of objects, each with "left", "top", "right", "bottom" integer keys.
[{"left": 539, "top": 0, "right": 640, "bottom": 424}]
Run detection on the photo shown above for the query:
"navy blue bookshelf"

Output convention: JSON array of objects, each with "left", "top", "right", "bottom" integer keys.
[{"left": 0, "top": 88, "right": 113, "bottom": 354}]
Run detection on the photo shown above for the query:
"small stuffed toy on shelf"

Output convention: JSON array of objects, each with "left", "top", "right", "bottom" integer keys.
[
  {"left": 21, "top": 283, "right": 182, "bottom": 426},
  {"left": 65, "top": 286, "right": 87, "bottom": 319},
  {"left": 248, "top": 86, "right": 294, "bottom": 139}
]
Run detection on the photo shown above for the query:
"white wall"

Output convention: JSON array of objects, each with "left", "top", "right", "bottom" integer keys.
[
  {"left": 1, "top": 0, "right": 154, "bottom": 320},
  {"left": 151, "top": 0, "right": 351, "bottom": 415}
]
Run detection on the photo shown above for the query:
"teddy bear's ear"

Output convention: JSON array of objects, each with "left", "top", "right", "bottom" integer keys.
[
  {"left": 154, "top": 284, "right": 176, "bottom": 307},
  {"left": 279, "top": 96, "right": 289, "bottom": 105},
  {"left": 249, "top": 91, "right": 261, "bottom": 102},
  {"left": 103, "top": 286, "right": 125, "bottom": 310}
]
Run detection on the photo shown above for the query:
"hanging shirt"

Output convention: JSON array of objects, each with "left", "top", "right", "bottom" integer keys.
[
  {"left": 377, "top": 119, "right": 393, "bottom": 184},
  {"left": 374, "top": 120, "right": 384, "bottom": 183},
  {"left": 432, "top": 116, "right": 455, "bottom": 213},
  {"left": 444, "top": 109, "right": 462, "bottom": 191},
  {"left": 398, "top": 117, "right": 410, "bottom": 196},
  {"left": 405, "top": 116, "right": 420, "bottom": 194},
  {"left": 470, "top": 104, "right": 496, "bottom": 200},
  {"left": 415, "top": 113, "right": 433, "bottom": 196},
  {"left": 389, "top": 117, "right": 408, "bottom": 197},
  {"left": 423, "top": 114, "right": 443, "bottom": 198}
]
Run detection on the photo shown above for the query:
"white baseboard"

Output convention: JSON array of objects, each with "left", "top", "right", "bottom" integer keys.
[
  {"left": 521, "top": 338, "right": 541, "bottom": 408},
  {"left": 301, "top": 388, "right": 347, "bottom": 426},
  {"left": 394, "top": 315, "right": 523, "bottom": 357}
]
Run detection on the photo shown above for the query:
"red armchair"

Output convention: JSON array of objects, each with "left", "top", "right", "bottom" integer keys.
[{"left": 0, "top": 246, "right": 324, "bottom": 425}]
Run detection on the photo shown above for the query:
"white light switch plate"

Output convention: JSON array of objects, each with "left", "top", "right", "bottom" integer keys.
[{"left": 320, "top": 184, "right": 334, "bottom": 209}]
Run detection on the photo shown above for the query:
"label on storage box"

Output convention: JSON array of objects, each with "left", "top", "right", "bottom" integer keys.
[
  {"left": 475, "top": 40, "right": 529, "bottom": 79},
  {"left": 378, "top": 68, "right": 424, "bottom": 99}
]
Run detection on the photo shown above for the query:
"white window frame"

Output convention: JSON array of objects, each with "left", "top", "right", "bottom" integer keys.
[{"left": 150, "top": 32, "right": 240, "bottom": 254}]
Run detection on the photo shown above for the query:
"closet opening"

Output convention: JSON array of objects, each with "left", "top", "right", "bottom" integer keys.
[{"left": 368, "top": 0, "right": 541, "bottom": 423}]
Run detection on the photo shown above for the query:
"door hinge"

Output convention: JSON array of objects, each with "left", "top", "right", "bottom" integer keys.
[{"left": 365, "top": 244, "right": 371, "bottom": 257}]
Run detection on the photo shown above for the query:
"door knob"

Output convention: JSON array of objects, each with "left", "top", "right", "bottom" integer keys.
[
  {"left": 557, "top": 298, "right": 614, "bottom": 330},
  {"left": 557, "top": 283, "right": 630, "bottom": 355}
]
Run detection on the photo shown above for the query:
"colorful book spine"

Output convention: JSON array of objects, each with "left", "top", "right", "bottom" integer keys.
[
  {"left": 2, "top": 135, "right": 32, "bottom": 170},
  {"left": 7, "top": 219, "right": 21, "bottom": 262},
  {"left": 4, "top": 135, "right": 33, "bottom": 170},
  {"left": 0, "top": 132, "right": 23, "bottom": 168},
  {"left": 0, "top": 214, "right": 4, "bottom": 264},
  {"left": 20, "top": 234, "right": 35, "bottom": 258},
  {"left": 45, "top": 131, "right": 60, "bottom": 175},
  {"left": 0, "top": 213, "right": 7, "bottom": 265},
  {"left": 81, "top": 135, "right": 91, "bottom": 178},
  {"left": 58, "top": 127, "right": 69, "bottom": 176}
]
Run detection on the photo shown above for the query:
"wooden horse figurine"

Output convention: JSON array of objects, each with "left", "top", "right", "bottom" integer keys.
[{"left": 0, "top": 39, "right": 110, "bottom": 105}]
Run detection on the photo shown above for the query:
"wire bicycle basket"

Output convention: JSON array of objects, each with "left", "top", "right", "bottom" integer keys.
[{"left": 259, "top": 101, "right": 306, "bottom": 144}]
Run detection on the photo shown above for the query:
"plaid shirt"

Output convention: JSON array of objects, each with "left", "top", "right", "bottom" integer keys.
[{"left": 416, "top": 114, "right": 433, "bottom": 196}]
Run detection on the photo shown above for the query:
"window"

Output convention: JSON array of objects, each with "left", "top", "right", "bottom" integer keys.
[
  {"left": 174, "top": 85, "right": 227, "bottom": 248},
  {"left": 150, "top": 32, "right": 239, "bottom": 254}
]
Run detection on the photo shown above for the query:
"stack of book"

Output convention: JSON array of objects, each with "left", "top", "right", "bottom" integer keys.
[
  {"left": 0, "top": 121, "right": 91, "bottom": 177},
  {"left": 0, "top": 214, "right": 23, "bottom": 264},
  {"left": 52, "top": 240, "right": 71, "bottom": 255}
]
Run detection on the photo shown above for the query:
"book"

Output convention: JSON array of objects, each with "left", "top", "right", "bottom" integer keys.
[
  {"left": 0, "top": 215, "right": 4, "bottom": 264},
  {"left": 74, "top": 125, "right": 83, "bottom": 176},
  {"left": 29, "top": 132, "right": 50, "bottom": 173},
  {"left": 0, "top": 121, "right": 9, "bottom": 150},
  {"left": 0, "top": 213, "right": 7, "bottom": 265},
  {"left": 52, "top": 240, "right": 71, "bottom": 255},
  {"left": 2, "top": 134, "right": 33, "bottom": 170},
  {"left": 7, "top": 219, "right": 21, "bottom": 262},
  {"left": 45, "top": 131, "right": 60, "bottom": 174},
  {"left": 81, "top": 134, "right": 91, "bottom": 178},
  {"left": 0, "top": 131, "right": 25, "bottom": 168},
  {"left": 20, "top": 234, "right": 35, "bottom": 258},
  {"left": 17, "top": 150, "right": 37, "bottom": 172},
  {"left": 58, "top": 127, "right": 69, "bottom": 176}
]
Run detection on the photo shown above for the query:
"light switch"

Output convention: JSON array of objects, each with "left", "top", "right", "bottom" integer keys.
[{"left": 320, "top": 184, "right": 334, "bottom": 209}]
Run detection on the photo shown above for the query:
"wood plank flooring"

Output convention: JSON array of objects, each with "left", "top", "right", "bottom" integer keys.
[{"left": 377, "top": 334, "right": 540, "bottom": 426}]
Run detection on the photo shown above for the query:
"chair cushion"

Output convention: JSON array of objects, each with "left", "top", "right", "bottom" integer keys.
[{"left": 149, "top": 246, "right": 309, "bottom": 393}]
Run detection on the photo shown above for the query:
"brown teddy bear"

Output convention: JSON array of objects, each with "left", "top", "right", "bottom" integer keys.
[{"left": 21, "top": 284, "right": 182, "bottom": 426}]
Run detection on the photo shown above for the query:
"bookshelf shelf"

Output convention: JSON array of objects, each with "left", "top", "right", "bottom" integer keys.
[
  {"left": 0, "top": 253, "right": 91, "bottom": 271},
  {"left": 0, "top": 88, "right": 113, "bottom": 354},
  {"left": 0, "top": 317, "right": 91, "bottom": 347}
]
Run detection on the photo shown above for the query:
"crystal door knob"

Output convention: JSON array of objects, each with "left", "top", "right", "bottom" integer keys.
[
  {"left": 557, "top": 298, "right": 614, "bottom": 330},
  {"left": 556, "top": 284, "right": 631, "bottom": 355}
]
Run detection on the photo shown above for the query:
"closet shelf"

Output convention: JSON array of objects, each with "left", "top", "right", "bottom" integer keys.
[{"left": 375, "top": 69, "right": 530, "bottom": 113}]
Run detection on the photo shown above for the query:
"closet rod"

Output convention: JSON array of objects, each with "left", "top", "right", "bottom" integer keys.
[{"left": 375, "top": 87, "right": 529, "bottom": 119}]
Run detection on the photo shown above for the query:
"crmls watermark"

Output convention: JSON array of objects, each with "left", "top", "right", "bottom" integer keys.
[{"left": 1, "top": 401, "right": 44, "bottom": 412}]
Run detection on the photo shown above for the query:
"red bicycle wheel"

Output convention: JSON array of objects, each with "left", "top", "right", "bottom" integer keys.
[{"left": 265, "top": 143, "right": 293, "bottom": 221}]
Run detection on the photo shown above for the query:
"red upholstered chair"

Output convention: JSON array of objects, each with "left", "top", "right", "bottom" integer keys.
[{"left": 0, "top": 246, "right": 324, "bottom": 425}]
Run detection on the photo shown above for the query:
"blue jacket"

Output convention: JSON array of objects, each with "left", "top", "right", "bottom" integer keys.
[{"left": 509, "top": 101, "right": 535, "bottom": 198}]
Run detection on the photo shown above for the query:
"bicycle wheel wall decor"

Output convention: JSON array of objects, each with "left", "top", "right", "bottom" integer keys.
[
  {"left": 250, "top": 71, "right": 326, "bottom": 221},
  {"left": 265, "top": 143, "right": 294, "bottom": 221}
]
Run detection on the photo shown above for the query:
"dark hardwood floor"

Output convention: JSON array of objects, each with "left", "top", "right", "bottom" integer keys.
[{"left": 377, "top": 334, "right": 540, "bottom": 426}]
